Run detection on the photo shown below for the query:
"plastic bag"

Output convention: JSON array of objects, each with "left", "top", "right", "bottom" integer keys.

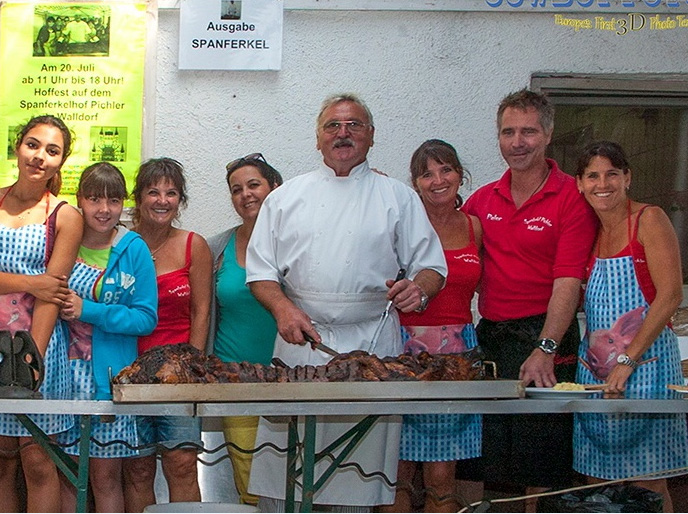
[{"left": 538, "top": 484, "right": 663, "bottom": 513}]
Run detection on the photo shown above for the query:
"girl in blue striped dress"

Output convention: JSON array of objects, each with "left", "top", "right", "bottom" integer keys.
[{"left": 0, "top": 115, "right": 83, "bottom": 512}]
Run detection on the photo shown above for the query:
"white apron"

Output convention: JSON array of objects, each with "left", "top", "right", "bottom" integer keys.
[
  {"left": 248, "top": 290, "right": 402, "bottom": 506},
  {"left": 246, "top": 162, "right": 446, "bottom": 506}
]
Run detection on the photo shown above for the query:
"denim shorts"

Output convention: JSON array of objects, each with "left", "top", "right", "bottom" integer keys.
[{"left": 135, "top": 415, "right": 202, "bottom": 457}]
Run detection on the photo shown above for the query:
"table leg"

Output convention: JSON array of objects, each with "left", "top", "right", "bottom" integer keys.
[
  {"left": 16, "top": 413, "right": 91, "bottom": 513},
  {"left": 300, "top": 415, "right": 316, "bottom": 513},
  {"left": 312, "top": 415, "right": 378, "bottom": 492},
  {"left": 283, "top": 415, "right": 381, "bottom": 512},
  {"left": 285, "top": 415, "right": 299, "bottom": 513},
  {"left": 75, "top": 415, "right": 92, "bottom": 513}
]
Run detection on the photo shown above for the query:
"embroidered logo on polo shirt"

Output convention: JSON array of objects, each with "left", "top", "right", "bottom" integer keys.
[
  {"left": 486, "top": 213, "right": 502, "bottom": 221},
  {"left": 523, "top": 216, "right": 552, "bottom": 231}
]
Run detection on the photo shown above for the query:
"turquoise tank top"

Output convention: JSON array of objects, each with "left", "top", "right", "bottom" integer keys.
[{"left": 214, "top": 231, "right": 277, "bottom": 365}]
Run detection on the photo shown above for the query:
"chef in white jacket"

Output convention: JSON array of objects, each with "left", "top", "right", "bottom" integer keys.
[{"left": 245, "top": 93, "right": 447, "bottom": 511}]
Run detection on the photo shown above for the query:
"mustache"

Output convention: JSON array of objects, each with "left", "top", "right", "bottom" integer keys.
[{"left": 333, "top": 138, "right": 354, "bottom": 148}]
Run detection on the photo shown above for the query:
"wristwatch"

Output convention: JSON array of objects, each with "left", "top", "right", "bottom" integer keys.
[
  {"left": 415, "top": 291, "right": 429, "bottom": 313},
  {"left": 536, "top": 338, "right": 559, "bottom": 354},
  {"left": 616, "top": 353, "right": 638, "bottom": 371}
]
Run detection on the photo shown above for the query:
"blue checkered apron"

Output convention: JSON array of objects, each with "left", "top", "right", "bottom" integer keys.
[
  {"left": 399, "top": 324, "right": 482, "bottom": 461},
  {"left": 0, "top": 222, "right": 72, "bottom": 435},
  {"left": 55, "top": 258, "right": 139, "bottom": 458},
  {"left": 574, "top": 254, "right": 688, "bottom": 479},
  {"left": 57, "top": 359, "right": 139, "bottom": 458}
]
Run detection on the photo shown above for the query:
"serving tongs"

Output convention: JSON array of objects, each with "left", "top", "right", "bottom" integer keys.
[
  {"left": 368, "top": 269, "right": 406, "bottom": 354},
  {"left": 0, "top": 330, "right": 44, "bottom": 398}
]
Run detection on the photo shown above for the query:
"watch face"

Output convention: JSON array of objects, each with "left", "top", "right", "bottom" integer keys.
[
  {"left": 617, "top": 354, "right": 631, "bottom": 365},
  {"left": 538, "top": 338, "right": 557, "bottom": 353},
  {"left": 415, "top": 293, "right": 429, "bottom": 313},
  {"left": 616, "top": 353, "right": 637, "bottom": 369}
]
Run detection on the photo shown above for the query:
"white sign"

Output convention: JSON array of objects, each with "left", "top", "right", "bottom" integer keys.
[{"left": 179, "top": 0, "right": 283, "bottom": 70}]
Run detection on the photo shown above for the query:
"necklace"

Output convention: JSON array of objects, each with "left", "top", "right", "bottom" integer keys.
[
  {"left": 0, "top": 185, "right": 48, "bottom": 221},
  {"left": 149, "top": 231, "right": 172, "bottom": 261},
  {"left": 528, "top": 169, "right": 550, "bottom": 199}
]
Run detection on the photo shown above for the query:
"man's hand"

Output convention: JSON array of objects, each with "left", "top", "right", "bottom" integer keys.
[
  {"left": 26, "top": 274, "right": 69, "bottom": 305},
  {"left": 249, "top": 281, "right": 322, "bottom": 346},
  {"left": 274, "top": 303, "right": 322, "bottom": 346},
  {"left": 519, "top": 349, "right": 557, "bottom": 387},
  {"left": 387, "top": 278, "right": 425, "bottom": 313}
]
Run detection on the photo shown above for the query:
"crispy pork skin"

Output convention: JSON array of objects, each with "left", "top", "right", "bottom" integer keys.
[{"left": 114, "top": 344, "right": 483, "bottom": 384}]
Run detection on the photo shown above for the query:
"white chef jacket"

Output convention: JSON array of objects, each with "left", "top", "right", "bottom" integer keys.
[{"left": 245, "top": 160, "right": 447, "bottom": 506}]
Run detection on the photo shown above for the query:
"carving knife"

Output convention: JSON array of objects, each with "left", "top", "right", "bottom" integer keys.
[{"left": 303, "top": 332, "right": 339, "bottom": 357}]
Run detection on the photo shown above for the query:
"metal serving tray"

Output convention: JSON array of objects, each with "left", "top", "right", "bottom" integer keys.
[{"left": 112, "top": 380, "right": 524, "bottom": 403}]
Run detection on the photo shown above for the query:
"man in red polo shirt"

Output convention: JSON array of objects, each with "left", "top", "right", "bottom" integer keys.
[{"left": 463, "top": 89, "right": 597, "bottom": 510}]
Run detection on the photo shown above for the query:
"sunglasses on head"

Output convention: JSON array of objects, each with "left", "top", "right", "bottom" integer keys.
[{"left": 225, "top": 152, "right": 269, "bottom": 172}]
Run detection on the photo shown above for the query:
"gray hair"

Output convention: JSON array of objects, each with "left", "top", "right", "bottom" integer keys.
[
  {"left": 497, "top": 88, "right": 554, "bottom": 135},
  {"left": 316, "top": 93, "right": 374, "bottom": 129}
]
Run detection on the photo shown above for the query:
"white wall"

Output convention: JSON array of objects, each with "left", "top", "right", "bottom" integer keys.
[{"left": 152, "top": 8, "right": 688, "bottom": 238}]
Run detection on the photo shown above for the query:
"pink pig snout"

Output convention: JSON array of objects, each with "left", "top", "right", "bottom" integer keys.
[{"left": 585, "top": 306, "right": 645, "bottom": 380}]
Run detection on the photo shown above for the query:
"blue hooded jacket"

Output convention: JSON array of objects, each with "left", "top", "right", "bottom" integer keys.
[{"left": 72, "top": 226, "right": 158, "bottom": 399}]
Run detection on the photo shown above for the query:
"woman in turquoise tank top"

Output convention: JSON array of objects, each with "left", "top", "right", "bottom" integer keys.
[{"left": 207, "top": 153, "right": 282, "bottom": 506}]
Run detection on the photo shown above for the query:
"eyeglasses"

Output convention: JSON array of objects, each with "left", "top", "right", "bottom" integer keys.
[
  {"left": 226, "top": 152, "right": 267, "bottom": 172},
  {"left": 321, "top": 120, "right": 370, "bottom": 135}
]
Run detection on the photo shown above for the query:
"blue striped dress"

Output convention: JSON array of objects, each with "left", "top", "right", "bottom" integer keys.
[{"left": 0, "top": 212, "right": 72, "bottom": 436}]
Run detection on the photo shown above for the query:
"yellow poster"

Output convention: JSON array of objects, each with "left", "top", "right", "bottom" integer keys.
[{"left": 0, "top": 1, "right": 149, "bottom": 204}]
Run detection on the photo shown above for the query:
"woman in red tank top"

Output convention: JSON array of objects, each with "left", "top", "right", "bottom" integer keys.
[
  {"left": 122, "top": 158, "right": 213, "bottom": 512},
  {"left": 385, "top": 140, "right": 484, "bottom": 513}
]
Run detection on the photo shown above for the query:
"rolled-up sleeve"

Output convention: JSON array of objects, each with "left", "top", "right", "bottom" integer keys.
[{"left": 395, "top": 188, "right": 448, "bottom": 281}]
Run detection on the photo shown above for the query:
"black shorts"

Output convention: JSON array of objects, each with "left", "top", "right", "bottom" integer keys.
[{"left": 473, "top": 314, "right": 580, "bottom": 488}]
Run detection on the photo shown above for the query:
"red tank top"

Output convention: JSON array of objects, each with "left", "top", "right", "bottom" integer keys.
[
  {"left": 587, "top": 203, "right": 656, "bottom": 304},
  {"left": 138, "top": 232, "right": 194, "bottom": 354},
  {"left": 400, "top": 212, "right": 481, "bottom": 326}
]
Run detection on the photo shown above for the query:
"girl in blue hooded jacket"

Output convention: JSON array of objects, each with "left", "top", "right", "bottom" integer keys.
[{"left": 58, "top": 162, "right": 158, "bottom": 512}]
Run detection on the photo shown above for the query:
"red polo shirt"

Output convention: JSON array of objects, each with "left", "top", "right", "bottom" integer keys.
[{"left": 462, "top": 159, "right": 597, "bottom": 322}]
